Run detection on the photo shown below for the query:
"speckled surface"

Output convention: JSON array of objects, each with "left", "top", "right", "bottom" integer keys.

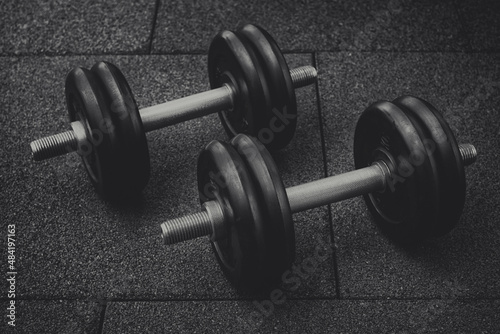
[
  {"left": 457, "top": 0, "right": 500, "bottom": 51},
  {"left": 152, "top": 0, "right": 468, "bottom": 53},
  {"left": 101, "top": 300, "right": 500, "bottom": 333},
  {"left": 1, "top": 0, "right": 499, "bottom": 332},
  {"left": 0, "top": 0, "right": 157, "bottom": 55},
  {"left": 0, "top": 300, "right": 103, "bottom": 334}
]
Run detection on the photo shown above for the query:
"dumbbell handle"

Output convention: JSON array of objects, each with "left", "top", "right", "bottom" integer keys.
[
  {"left": 288, "top": 144, "right": 480, "bottom": 212},
  {"left": 142, "top": 66, "right": 316, "bottom": 132},
  {"left": 286, "top": 162, "right": 388, "bottom": 213},
  {"left": 161, "top": 162, "right": 389, "bottom": 243},
  {"left": 140, "top": 85, "right": 234, "bottom": 132},
  {"left": 161, "top": 143, "right": 477, "bottom": 244},
  {"left": 30, "top": 66, "right": 317, "bottom": 161}
]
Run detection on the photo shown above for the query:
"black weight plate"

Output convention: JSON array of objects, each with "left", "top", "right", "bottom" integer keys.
[
  {"left": 91, "top": 61, "right": 150, "bottom": 198},
  {"left": 238, "top": 24, "right": 297, "bottom": 150},
  {"left": 66, "top": 67, "right": 117, "bottom": 197},
  {"left": 390, "top": 98, "right": 442, "bottom": 237},
  {"left": 197, "top": 139, "right": 268, "bottom": 291},
  {"left": 231, "top": 134, "right": 295, "bottom": 286},
  {"left": 234, "top": 28, "right": 274, "bottom": 144},
  {"left": 208, "top": 29, "right": 269, "bottom": 145},
  {"left": 394, "top": 96, "right": 465, "bottom": 236},
  {"left": 353, "top": 100, "right": 440, "bottom": 241}
]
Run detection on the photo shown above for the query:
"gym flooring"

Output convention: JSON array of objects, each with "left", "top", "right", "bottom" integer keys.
[{"left": 1, "top": 0, "right": 499, "bottom": 333}]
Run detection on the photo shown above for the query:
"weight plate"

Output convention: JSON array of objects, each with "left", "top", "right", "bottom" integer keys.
[
  {"left": 390, "top": 98, "right": 442, "bottom": 238},
  {"left": 231, "top": 134, "right": 295, "bottom": 287},
  {"left": 91, "top": 61, "right": 150, "bottom": 198},
  {"left": 66, "top": 67, "right": 117, "bottom": 197},
  {"left": 234, "top": 28, "right": 273, "bottom": 143},
  {"left": 353, "top": 99, "right": 440, "bottom": 241},
  {"left": 394, "top": 96, "right": 465, "bottom": 236},
  {"left": 197, "top": 139, "right": 267, "bottom": 291},
  {"left": 238, "top": 24, "right": 297, "bottom": 150},
  {"left": 208, "top": 29, "right": 269, "bottom": 145}
]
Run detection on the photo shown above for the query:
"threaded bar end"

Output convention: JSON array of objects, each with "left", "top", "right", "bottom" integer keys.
[
  {"left": 459, "top": 143, "right": 477, "bottom": 166},
  {"left": 30, "top": 130, "right": 77, "bottom": 161},
  {"left": 161, "top": 211, "right": 213, "bottom": 245},
  {"left": 290, "top": 66, "right": 317, "bottom": 89}
]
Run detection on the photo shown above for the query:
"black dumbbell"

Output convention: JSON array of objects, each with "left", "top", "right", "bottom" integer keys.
[
  {"left": 159, "top": 96, "right": 477, "bottom": 291},
  {"left": 29, "top": 24, "right": 317, "bottom": 199}
]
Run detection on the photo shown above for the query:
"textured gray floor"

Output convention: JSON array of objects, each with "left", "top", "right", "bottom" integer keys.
[{"left": 1, "top": 0, "right": 499, "bottom": 333}]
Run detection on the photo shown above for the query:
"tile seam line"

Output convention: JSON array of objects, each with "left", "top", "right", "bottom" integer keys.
[
  {"left": 147, "top": 0, "right": 161, "bottom": 54},
  {"left": 5, "top": 297, "right": 500, "bottom": 302},
  {"left": 2, "top": 50, "right": 500, "bottom": 58},
  {"left": 311, "top": 51, "right": 342, "bottom": 300},
  {"left": 0, "top": 51, "right": 313, "bottom": 58},
  {"left": 97, "top": 302, "right": 107, "bottom": 334}
]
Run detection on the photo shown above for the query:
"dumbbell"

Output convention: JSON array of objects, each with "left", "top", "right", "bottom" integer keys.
[
  {"left": 29, "top": 24, "right": 317, "bottom": 199},
  {"left": 158, "top": 96, "right": 477, "bottom": 291}
]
